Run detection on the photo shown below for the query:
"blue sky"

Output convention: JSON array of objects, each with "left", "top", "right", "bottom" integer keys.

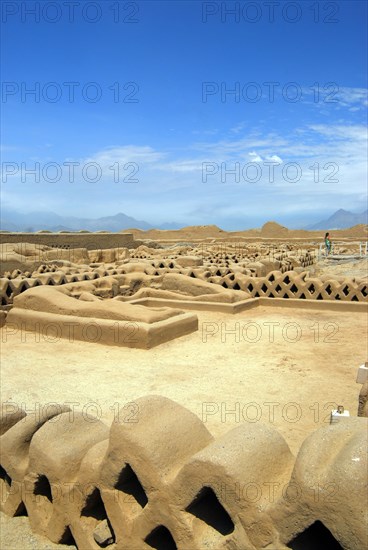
[{"left": 1, "top": 0, "right": 367, "bottom": 229}]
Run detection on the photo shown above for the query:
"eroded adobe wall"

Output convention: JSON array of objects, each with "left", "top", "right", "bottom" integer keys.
[
  {"left": 1, "top": 264, "right": 367, "bottom": 309},
  {"left": 1, "top": 397, "right": 367, "bottom": 550},
  {"left": 0, "top": 233, "right": 135, "bottom": 250}
]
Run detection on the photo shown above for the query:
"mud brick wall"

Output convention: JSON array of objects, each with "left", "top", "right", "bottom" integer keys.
[
  {"left": 0, "top": 232, "right": 136, "bottom": 250},
  {"left": 1, "top": 396, "right": 367, "bottom": 550},
  {"left": 207, "top": 270, "right": 368, "bottom": 302},
  {"left": 1, "top": 267, "right": 367, "bottom": 309}
]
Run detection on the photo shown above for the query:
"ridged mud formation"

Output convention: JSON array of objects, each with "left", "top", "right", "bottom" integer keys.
[
  {"left": 1, "top": 397, "right": 367, "bottom": 550},
  {"left": 1, "top": 263, "right": 366, "bottom": 308}
]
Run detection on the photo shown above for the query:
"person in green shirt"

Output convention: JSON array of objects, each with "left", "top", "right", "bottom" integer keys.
[{"left": 324, "top": 232, "right": 332, "bottom": 255}]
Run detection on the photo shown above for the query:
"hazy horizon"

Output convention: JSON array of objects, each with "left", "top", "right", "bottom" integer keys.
[{"left": 1, "top": 205, "right": 367, "bottom": 232}]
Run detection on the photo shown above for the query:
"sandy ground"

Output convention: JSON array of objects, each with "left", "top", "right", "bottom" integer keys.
[
  {"left": 313, "top": 257, "right": 368, "bottom": 279},
  {"left": 0, "top": 511, "right": 76, "bottom": 550},
  {"left": 1, "top": 305, "right": 367, "bottom": 454}
]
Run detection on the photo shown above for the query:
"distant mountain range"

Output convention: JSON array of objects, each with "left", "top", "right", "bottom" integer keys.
[
  {"left": 0, "top": 210, "right": 183, "bottom": 232},
  {"left": 0, "top": 208, "right": 366, "bottom": 232},
  {"left": 305, "top": 209, "right": 368, "bottom": 230}
]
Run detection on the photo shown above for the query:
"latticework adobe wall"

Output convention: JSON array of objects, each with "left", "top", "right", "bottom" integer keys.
[
  {"left": 1, "top": 397, "right": 366, "bottom": 550},
  {"left": 207, "top": 270, "right": 367, "bottom": 302},
  {"left": 1, "top": 263, "right": 366, "bottom": 308}
]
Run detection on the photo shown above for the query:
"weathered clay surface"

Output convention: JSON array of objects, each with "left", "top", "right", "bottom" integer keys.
[{"left": 1, "top": 396, "right": 366, "bottom": 549}]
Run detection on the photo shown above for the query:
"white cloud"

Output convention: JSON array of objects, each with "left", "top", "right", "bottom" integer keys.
[
  {"left": 82, "top": 145, "right": 166, "bottom": 167},
  {"left": 0, "top": 145, "right": 21, "bottom": 152},
  {"left": 1, "top": 122, "right": 366, "bottom": 225},
  {"left": 336, "top": 87, "right": 368, "bottom": 108},
  {"left": 230, "top": 122, "right": 246, "bottom": 134},
  {"left": 302, "top": 86, "right": 368, "bottom": 111},
  {"left": 266, "top": 154, "right": 283, "bottom": 163},
  {"left": 160, "top": 159, "right": 204, "bottom": 173},
  {"left": 307, "top": 124, "right": 367, "bottom": 141},
  {"left": 248, "top": 151, "right": 263, "bottom": 162}
]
